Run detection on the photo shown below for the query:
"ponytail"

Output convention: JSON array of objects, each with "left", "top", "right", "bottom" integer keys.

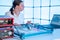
[{"left": 10, "top": 6, "right": 14, "bottom": 15}]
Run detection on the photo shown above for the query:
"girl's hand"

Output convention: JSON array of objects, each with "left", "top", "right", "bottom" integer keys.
[{"left": 26, "top": 21, "right": 31, "bottom": 24}]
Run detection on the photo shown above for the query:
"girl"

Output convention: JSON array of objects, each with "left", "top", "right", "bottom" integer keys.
[{"left": 6, "top": 0, "right": 24, "bottom": 39}]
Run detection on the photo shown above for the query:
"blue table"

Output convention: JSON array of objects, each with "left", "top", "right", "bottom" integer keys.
[{"left": 14, "top": 24, "right": 53, "bottom": 40}]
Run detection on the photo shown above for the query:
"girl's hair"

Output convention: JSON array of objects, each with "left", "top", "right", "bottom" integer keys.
[{"left": 10, "top": 0, "right": 23, "bottom": 15}]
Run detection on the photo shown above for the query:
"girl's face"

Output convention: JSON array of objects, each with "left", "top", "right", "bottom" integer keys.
[{"left": 18, "top": 2, "right": 24, "bottom": 11}]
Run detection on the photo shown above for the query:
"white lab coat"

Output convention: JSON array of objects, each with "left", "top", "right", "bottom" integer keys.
[
  {"left": 5, "top": 11, "right": 24, "bottom": 24},
  {"left": 5, "top": 11, "right": 24, "bottom": 38}
]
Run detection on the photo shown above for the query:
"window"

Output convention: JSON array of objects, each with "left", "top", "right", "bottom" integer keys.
[
  {"left": 42, "top": 0, "right": 50, "bottom": 6},
  {"left": 0, "top": 7, "right": 11, "bottom": 15},
  {"left": 34, "top": 0, "right": 40, "bottom": 6},
  {"left": 24, "top": 8, "right": 33, "bottom": 18},
  {"left": 34, "top": 8, "right": 40, "bottom": 18},
  {"left": 51, "top": 0, "right": 60, "bottom": 6},
  {"left": 0, "top": 0, "right": 13, "bottom": 6},
  {"left": 41, "top": 7, "right": 49, "bottom": 19}
]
